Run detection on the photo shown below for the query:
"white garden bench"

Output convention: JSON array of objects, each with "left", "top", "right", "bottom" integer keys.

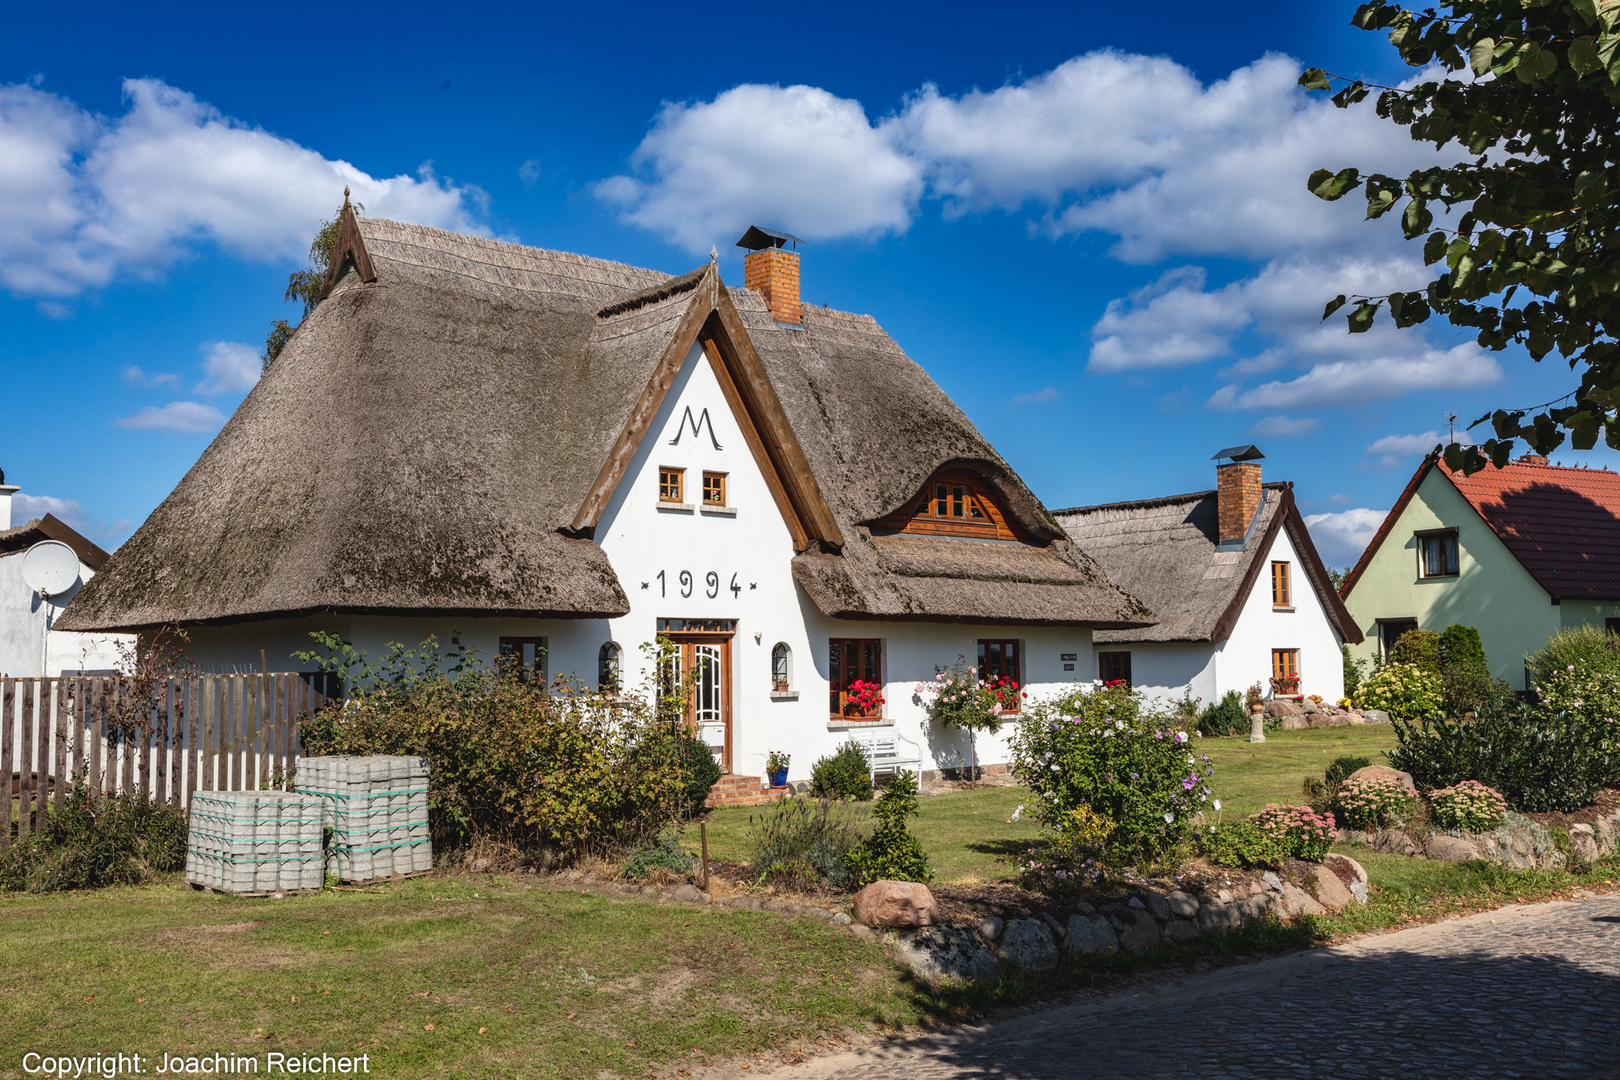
[{"left": 844, "top": 727, "right": 922, "bottom": 780}]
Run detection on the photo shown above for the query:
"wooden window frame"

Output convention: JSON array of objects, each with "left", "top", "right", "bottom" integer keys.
[
  {"left": 1271, "top": 560, "right": 1293, "bottom": 608},
  {"left": 1097, "top": 650, "right": 1131, "bottom": 687},
  {"left": 498, "top": 636, "right": 548, "bottom": 684},
  {"left": 1416, "top": 528, "right": 1460, "bottom": 579},
  {"left": 870, "top": 468, "right": 1029, "bottom": 541},
  {"left": 1377, "top": 617, "right": 1419, "bottom": 659},
  {"left": 829, "top": 638, "right": 883, "bottom": 721},
  {"left": 771, "top": 642, "right": 791, "bottom": 692},
  {"left": 702, "top": 470, "right": 727, "bottom": 506},
  {"left": 1271, "top": 648, "right": 1300, "bottom": 686},
  {"left": 976, "top": 639, "right": 1022, "bottom": 714},
  {"left": 597, "top": 641, "right": 621, "bottom": 694},
  {"left": 658, "top": 466, "right": 685, "bottom": 504}
]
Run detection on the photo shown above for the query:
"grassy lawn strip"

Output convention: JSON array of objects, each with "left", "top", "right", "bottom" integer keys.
[{"left": 0, "top": 876, "right": 944, "bottom": 1079}]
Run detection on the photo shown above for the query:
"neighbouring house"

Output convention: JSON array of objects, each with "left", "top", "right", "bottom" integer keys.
[
  {"left": 1052, "top": 447, "right": 1362, "bottom": 705},
  {"left": 0, "top": 481, "right": 129, "bottom": 677},
  {"left": 58, "top": 204, "right": 1155, "bottom": 787},
  {"left": 1341, "top": 451, "right": 1620, "bottom": 691}
]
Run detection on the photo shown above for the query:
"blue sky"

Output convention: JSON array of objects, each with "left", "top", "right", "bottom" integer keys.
[{"left": 2, "top": 0, "right": 1609, "bottom": 569}]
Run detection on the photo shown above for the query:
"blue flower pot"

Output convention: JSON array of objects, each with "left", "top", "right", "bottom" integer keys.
[{"left": 769, "top": 767, "right": 789, "bottom": 788}]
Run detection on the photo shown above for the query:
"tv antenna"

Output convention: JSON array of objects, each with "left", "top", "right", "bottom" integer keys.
[{"left": 1443, "top": 412, "right": 1459, "bottom": 443}]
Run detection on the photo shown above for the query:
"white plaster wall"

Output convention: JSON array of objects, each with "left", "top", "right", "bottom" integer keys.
[
  {"left": 0, "top": 553, "right": 129, "bottom": 677},
  {"left": 1106, "top": 528, "right": 1345, "bottom": 708}
]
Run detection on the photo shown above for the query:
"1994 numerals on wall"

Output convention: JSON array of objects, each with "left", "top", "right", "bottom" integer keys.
[{"left": 656, "top": 569, "right": 742, "bottom": 599}]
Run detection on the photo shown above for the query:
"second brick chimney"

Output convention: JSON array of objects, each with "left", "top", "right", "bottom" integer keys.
[
  {"left": 737, "top": 225, "right": 803, "bottom": 326},
  {"left": 1213, "top": 445, "right": 1265, "bottom": 547}
]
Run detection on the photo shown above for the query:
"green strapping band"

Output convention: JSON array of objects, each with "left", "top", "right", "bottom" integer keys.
[
  {"left": 334, "top": 838, "right": 432, "bottom": 854},
  {"left": 304, "top": 787, "right": 428, "bottom": 800}
]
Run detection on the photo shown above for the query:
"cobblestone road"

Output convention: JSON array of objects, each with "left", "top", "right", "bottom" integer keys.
[{"left": 781, "top": 893, "right": 1620, "bottom": 1080}]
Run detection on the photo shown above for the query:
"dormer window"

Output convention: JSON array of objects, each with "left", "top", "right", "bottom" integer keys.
[{"left": 870, "top": 468, "right": 1027, "bottom": 541}]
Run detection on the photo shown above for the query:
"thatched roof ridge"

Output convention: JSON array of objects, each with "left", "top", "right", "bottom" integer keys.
[{"left": 61, "top": 217, "right": 1153, "bottom": 632}]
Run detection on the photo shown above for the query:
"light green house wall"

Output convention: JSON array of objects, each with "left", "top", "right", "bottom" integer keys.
[{"left": 1343, "top": 467, "right": 1557, "bottom": 691}]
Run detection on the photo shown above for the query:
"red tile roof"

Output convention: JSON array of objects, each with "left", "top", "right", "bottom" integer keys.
[{"left": 1443, "top": 456, "right": 1620, "bottom": 600}]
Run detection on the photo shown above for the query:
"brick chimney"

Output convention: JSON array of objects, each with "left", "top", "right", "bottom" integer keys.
[
  {"left": 736, "top": 226, "right": 803, "bottom": 326},
  {"left": 1213, "top": 445, "right": 1264, "bottom": 546}
]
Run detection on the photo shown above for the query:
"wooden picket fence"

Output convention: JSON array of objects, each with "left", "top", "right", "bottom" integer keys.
[{"left": 1, "top": 673, "right": 339, "bottom": 849}]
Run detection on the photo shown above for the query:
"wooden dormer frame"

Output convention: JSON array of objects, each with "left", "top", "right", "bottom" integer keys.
[
  {"left": 317, "top": 192, "right": 376, "bottom": 300},
  {"left": 870, "top": 468, "right": 1032, "bottom": 542}
]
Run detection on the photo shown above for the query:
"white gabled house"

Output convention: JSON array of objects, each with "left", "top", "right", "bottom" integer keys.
[
  {"left": 1053, "top": 448, "right": 1362, "bottom": 706},
  {"left": 60, "top": 205, "right": 1156, "bottom": 793}
]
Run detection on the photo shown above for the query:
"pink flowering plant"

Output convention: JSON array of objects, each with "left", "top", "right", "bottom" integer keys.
[
  {"left": 914, "top": 656, "right": 1020, "bottom": 735},
  {"left": 1009, "top": 683, "right": 1217, "bottom": 864},
  {"left": 1333, "top": 775, "right": 1417, "bottom": 829},
  {"left": 1250, "top": 803, "right": 1338, "bottom": 861},
  {"left": 1427, "top": 779, "right": 1509, "bottom": 832}
]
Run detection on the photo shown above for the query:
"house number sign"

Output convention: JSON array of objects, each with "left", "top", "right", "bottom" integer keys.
[{"left": 652, "top": 569, "right": 743, "bottom": 599}]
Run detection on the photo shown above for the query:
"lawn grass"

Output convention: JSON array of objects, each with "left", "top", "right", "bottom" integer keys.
[
  {"left": 692, "top": 727, "right": 1400, "bottom": 884},
  {"left": 0, "top": 875, "right": 947, "bottom": 1079}
]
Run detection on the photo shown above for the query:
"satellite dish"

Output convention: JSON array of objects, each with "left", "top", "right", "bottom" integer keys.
[{"left": 22, "top": 540, "right": 80, "bottom": 597}]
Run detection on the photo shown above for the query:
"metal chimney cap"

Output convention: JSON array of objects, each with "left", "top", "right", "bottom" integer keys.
[
  {"left": 736, "top": 225, "right": 804, "bottom": 251},
  {"left": 1212, "top": 444, "right": 1265, "bottom": 462}
]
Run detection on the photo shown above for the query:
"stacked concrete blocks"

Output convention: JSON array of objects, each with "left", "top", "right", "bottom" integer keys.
[
  {"left": 185, "top": 791, "right": 326, "bottom": 895},
  {"left": 297, "top": 755, "right": 432, "bottom": 883}
]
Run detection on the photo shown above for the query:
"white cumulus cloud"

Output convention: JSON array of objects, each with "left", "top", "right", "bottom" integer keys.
[
  {"left": 194, "top": 341, "right": 261, "bottom": 395},
  {"left": 1249, "top": 415, "right": 1319, "bottom": 438},
  {"left": 114, "top": 400, "right": 226, "bottom": 434},
  {"left": 1366, "top": 429, "right": 1474, "bottom": 457},
  {"left": 1088, "top": 267, "right": 1250, "bottom": 372},
  {"left": 1304, "top": 507, "right": 1388, "bottom": 568},
  {"left": 0, "top": 78, "right": 487, "bottom": 299},
  {"left": 1208, "top": 346, "right": 1503, "bottom": 412},
  {"left": 9, "top": 492, "right": 129, "bottom": 541}
]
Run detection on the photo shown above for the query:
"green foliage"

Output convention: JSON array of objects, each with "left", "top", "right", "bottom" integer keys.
[
  {"left": 1428, "top": 780, "right": 1509, "bottom": 833},
  {"left": 0, "top": 784, "right": 188, "bottom": 893},
  {"left": 1536, "top": 658, "right": 1620, "bottom": 723},
  {"left": 1326, "top": 755, "right": 1372, "bottom": 789},
  {"left": 677, "top": 736, "right": 722, "bottom": 819},
  {"left": 1015, "top": 805, "right": 1109, "bottom": 895},
  {"left": 1301, "top": 1, "right": 1620, "bottom": 467},
  {"left": 297, "top": 633, "right": 691, "bottom": 859},
  {"left": 1355, "top": 661, "right": 1441, "bottom": 720},
  {"left": 1343, "top": 644, "right": 1365, "bottom": 701},
  {"left": 1389, "top": 628, "right": 1442, "bottom": 673},
  {"left": 1439, "top": 624, "right": 1488, "bottom": 674},
  {"left": 914, "top": 655, "right": 1019, "bottom": 735},
  {"left": 1198, "top": 820, "right": 1292, "bottom": 869},
  {"left": 846, "top": 771, "right": 932, "bottom": 886},
  {"left": 623, "top": 832, "right": 697, "bottom": 880},
  {"left": 745, "top": 798, "right": 869, "bottom": 891},
  {"left": 1009, "top": 683, "right": 1215, "bottom": 864},
  {"left": 808, "top": 742, "right": 874, "bottom": 801},
  {"left": 1198, "top": 690, "right": 1249, "bottom": 737},
  {"left": 262, "top": 205, "right": 351, "bottom": 369},
  {"left": 1250, "top": 803, "right": 1339, "bottom": 861},
  {"left": 1527, "top": 624, "right": 1620, "bottom": 684},
  {"left": 1334, "top": 775, "right": 1418, "bottom": 829}
]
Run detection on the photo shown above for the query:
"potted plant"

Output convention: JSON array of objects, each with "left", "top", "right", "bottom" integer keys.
[
  {"left": 765, "top": 749, "right": 791, "bottom": 788},
  {"left": 844, "top": 679, "right": 885, "bottom": 718}
]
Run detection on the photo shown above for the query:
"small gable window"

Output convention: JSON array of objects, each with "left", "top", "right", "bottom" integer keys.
[
  {"left": 872, "top": 468, "right": 1026, "bottom": 541},
  {"left": 1271, "top": 561, "right": 1292, "bottom": 608},
  {"left": 659, "top": 467, "right": 685, "bottom": 503},
  {"left": 702, "top": 471, "right": 727, "bottom": 506},
  {"left": 1417, "top": 529, "right": 1459, "bottom": 578}
]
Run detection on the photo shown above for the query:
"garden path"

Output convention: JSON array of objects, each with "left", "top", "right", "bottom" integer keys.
[{"left": 758, "top": 892, "right": 1620, "bottom": 1079}]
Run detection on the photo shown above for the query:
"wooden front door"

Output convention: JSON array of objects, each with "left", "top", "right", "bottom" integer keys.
[{"left": 661, "top": 620, "right": 735, "bottom": 773}]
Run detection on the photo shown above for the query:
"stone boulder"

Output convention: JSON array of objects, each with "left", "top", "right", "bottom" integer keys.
[
  {"left": 1568, "top": 824, "right": 1601, "bottom": 863},
  {"left": 1277, "top": 883, "right": 1324, "bottom": 919},
  {"left": 1265, "top": 700, "right": 1304, "bottom": 718},
  {"left": 1162, "top": 919, "right": 1200, "bottom": 944},
  {"left": 996, "top": 918, "right": 1058, "bottom": 971},
  {"left": 1279, "top": 714, "right": 1310, "bottom": 731},
  {"left": 1166, "top": 890, "right": 1199, "bottom": 918},
  {"left": 1306, "top": 864, "right": 1353, "bottom": 909},
  {"left": 852, "top": 881, "right": 938, "bottom": 928},
  {"left": 1322, "top": 853, "right": 1369, "bottom": 903},
  {"left": 1117, "top": 911, "right": 1161, "bottom": 953},
  {"left": 1065, "top": 914, "right": 1120, "bottom": 955},
  {"left": 976, "top": 916, "right": 1003, "bottom": 943},
  {"left": 893, "top": 926, "right": 1000, "bottom": 984},
  {"left": 1425, "top": 835, "right": 1483, "bottom": 863},
  {"left": 1361, "top": 709, "right": 1392, "bottom": 724},
  {"left": 1347, "top": 764, "right": 1417, "bottom": 795}
]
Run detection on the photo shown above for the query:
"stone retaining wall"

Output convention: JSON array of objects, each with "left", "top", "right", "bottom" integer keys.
[{"left": 1344, "top": 806, "right": 1620, "bottom": 870}]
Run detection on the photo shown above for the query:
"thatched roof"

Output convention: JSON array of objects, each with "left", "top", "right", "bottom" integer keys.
[
  {"left": 61, "top": 211, "right": 1152, "bottom": 632},
  {"left": 1054, "top": 484, "right": 1361, "bottom": 644}
]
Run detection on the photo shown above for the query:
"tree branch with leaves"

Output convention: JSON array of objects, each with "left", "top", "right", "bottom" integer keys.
[{"left": 260, "top": 203, "right": 354, "bottom": 371}]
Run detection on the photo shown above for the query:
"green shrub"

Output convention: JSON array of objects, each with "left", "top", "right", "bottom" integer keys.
[
  {"left": 1389, "top": 628, "right": 1442, "bottom": 673},
  {"left": 1325, "top": 755, "right": 1371, "bottom": 788},
  {"left": 678, "top": 735, "right": 723, "bottom": 818},
  {"left": 1198, "top": 820, "right": 1292, "bottom": 869},
  {"left": 1198, "top": 690, "right": 1248, "bottom": 737},
  {"left": 1334, "top": 775, "right": 1418, "bottom": 829},
  {"left": 1389, "top": 705, "right": 1620, "bottom": 812},
  {"left": 1015, "top": 805, "right": 1109, "bottom": 895},
  {"left": 1439, "top": 624, "right": 1488, "bottom": 674},
  {"left": 1534, "top": 660, "right": 1620, "bottom": 725},
  {"left": 808, "top": 743, "right": 874, "bottom": 801},
  {"left": 1355, "top": 661, "right": 1441, "bottom": 720},
  {"left": 846, "top": 771, "right": 931, "bottom": 886},
  {"left": 1343, "top": 644, "right": 1365, "bottom": 700},
  {"left": 623, "top": 831, "right": 696, "bottom": 879},
  {"left": 745, "top": 798, "right": 869, "bottom": 890},
  {"left": 1010, "top": 683, "right": 1214, "bottom": 864},
  {"left": 1250, "top": 803, "right": 1338, "bottom": 861},
  {"left": 1527, "top": 624, "right": 1620, "bottom": 685},
  {"left": 0, "top": 784, "right": 189, "bottom": 893},
  {"left": 298, "top": 642, "right": 690, "bottom": 859},
  {"left": 1427, "top": 780, "right": 1509, "bottom": 832}
]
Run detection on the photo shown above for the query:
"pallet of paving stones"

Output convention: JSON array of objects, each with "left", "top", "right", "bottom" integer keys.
[
  {"left": 184, "top": 790, "right": 328, "bottom": 895},
  {"left": 296, "top": 755, "right": 433, "bottom": 883}
]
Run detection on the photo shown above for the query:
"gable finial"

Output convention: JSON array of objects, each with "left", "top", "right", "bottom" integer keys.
[
  {"left": 710, "top": 245, "right": 717, "bottom": 263},
  {"left": 343, "top": 186, "right": 351, "bottom": 205}
]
